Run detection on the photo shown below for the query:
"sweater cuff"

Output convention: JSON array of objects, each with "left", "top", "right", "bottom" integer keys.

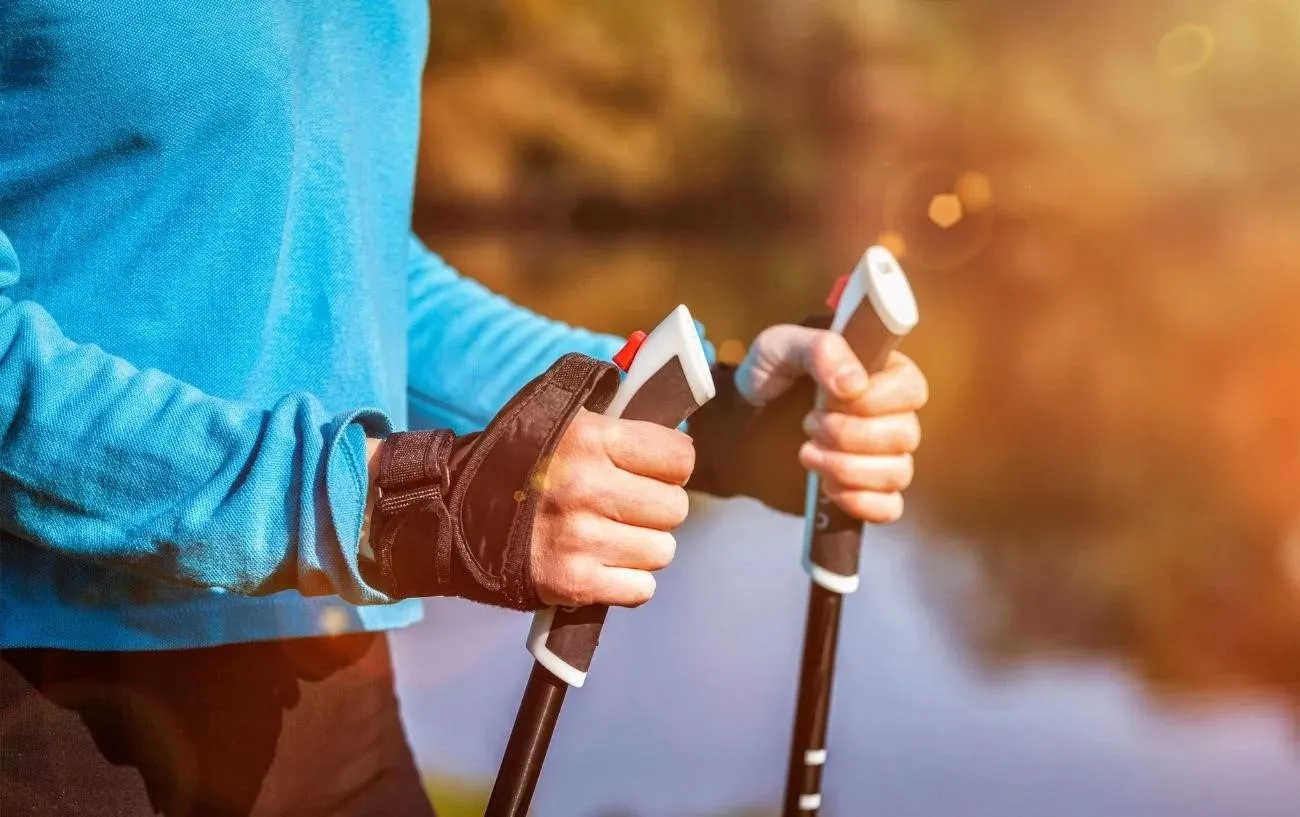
[{"left": 322, "top": 407, "right": 398, "bottom": 605}]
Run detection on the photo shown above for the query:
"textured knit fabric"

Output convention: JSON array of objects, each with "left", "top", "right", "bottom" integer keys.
[
  {"left": 0, "top": 2, "right": 641, "bottom": 649},
  {"left": 0, "top": 632, "right": 437, "bottom": 817}
]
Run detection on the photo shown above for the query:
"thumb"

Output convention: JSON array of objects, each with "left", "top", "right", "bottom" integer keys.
[{"left": 734, "top": 324, "right": 864, "bottom": 406}]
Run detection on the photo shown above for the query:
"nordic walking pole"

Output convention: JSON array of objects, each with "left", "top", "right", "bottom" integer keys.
[
  {"left": 486, "top": 304, "right": 716, "bottom": 817},
  {"left": 781, "top": 246, "right": 919, "bottom": 817}
]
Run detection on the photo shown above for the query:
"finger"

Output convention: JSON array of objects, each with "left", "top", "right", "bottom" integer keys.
[
  {"left": 603, "top": 420, "right": 696, "bottom": 485},
  {"left": 596, "top": 471, "right": 691, "bottom": 531},
  {"left": 819, "top": 485, "right": 905, "bottom": 525},
  {"left": 801, "top": 412, "right": 921, "bottom": 458},
  {"left": 822, "top": 352, "right": 929, "bottom": 417},
  {"left": 801, "top": 331, "right": 871, "bottom": 402},
  {"left": 587, "top": 518, "right": 678, "bottom": 571},
  {"left": 593, "top": 566, "right": 658, "bottom": 608},
  {"left": 735, "top": 324, "right": 820, "bottom": 404},
  {"left": 798, "top": 445, "right": 913, "bottom": 492}
]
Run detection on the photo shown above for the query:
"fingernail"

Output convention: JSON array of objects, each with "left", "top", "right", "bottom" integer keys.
[
  {"left": 801, "top": 442, "right": 824, "bottom": 468},
  {"left": 834, "top": 366, "right": 868, "bottom": 396},
  {"left": 802, "top": 413, "right": 820, "bottom": 436}
]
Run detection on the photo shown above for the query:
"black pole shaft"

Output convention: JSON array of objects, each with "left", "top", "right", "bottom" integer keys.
[
  {"left": 782, "top": 583, "right": 845, "bottom": 817},
  {"left": 485, "top": 664, "right": 569, "bottom": 817}
]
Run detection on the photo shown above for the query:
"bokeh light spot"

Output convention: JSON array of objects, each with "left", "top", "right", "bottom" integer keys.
[
  {"left": 928, "top": 194, "right": 964, "bottom": 229},
  {"left": 877, "top": 230, "right": 907, "bottom": 259},
  {"left": 319, "top": 605, "right": 348, "bottom": 635},
  {"left": 955, "top": 171, "right": 994, "bottom": 212},
  {"left": 882, "top": 162, "right": 995, "bottom": 271},
  {"left": 529, "top": 456, "right": 555, "bottom": 493},
  {"left": 1158, "top": 23, "right": 1215, "bottom": 77},
  {"left": 717, "top": 339, "right": 747, "bottom": 365}
]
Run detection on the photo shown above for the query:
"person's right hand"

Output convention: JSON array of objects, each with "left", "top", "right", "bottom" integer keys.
[{"left": 529, "top": 408, "right": 696, "bottom": 609}]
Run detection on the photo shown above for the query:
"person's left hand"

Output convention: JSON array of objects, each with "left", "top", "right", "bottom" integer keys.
[{"left": 735, "top": 324, "right": 928, "bottom": 523}]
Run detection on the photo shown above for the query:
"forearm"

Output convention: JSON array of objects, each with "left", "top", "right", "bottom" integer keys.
[
  {"left": 405, "top": 236, "right": 626, "bottom": 432},
  {"left": 0, "top": 256, "right": 396, "bottom": 603}
]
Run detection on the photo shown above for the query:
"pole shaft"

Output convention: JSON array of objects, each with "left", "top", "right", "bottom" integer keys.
[
  {"left": 782, "top": 583, "right": 845, "bottom": 817},
  {"left": 485, "top": 665, "right": 569, "bottom": 817}
]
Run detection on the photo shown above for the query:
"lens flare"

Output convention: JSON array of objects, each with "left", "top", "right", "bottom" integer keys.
[
  {"left": 319, "top": 605, "right": 349, "bottom": 635},
  {"left": 717, "top": 339, "right": 747, "bottom": 365},
  {"left": 882, "top": 162, "right": 996, "bottom": 272},
  {"left": 955, "top": 171, "right": 994, "bottom": 212},
  {"left": 876, "top": 230, "right": 907, "bottom": 259},
  {"left": 530, "top": 456, "right": 557, "bottom": 493},
  {"left": 1158, "top": 23, "right": 1216, "bottom": 77},
  {"left": 928, "top": 194, "right": 964, "bottom": 229}
]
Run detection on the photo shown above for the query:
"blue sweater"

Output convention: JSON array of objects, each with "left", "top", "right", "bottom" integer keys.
[{"left": 0, "top": 3, "right": 673, "bottom": 649}]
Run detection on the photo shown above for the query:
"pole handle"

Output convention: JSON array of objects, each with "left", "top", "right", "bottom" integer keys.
[
  {"left": 802, "top": 246, "right": 919, "bottom": 594},
  {"left": 527, "top": 304, "right": 716, "bottom": 688}
]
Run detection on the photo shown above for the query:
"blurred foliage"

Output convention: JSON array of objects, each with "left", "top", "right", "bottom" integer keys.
[
  {"left": 418, "top": 0, "right": 842, "bottom": 225},
  {"left": 893, "top": 0, "right": 1300, "bottom": 708},
  {"left": 418, "top": 0, "right": 1300, "bottom": 720}
]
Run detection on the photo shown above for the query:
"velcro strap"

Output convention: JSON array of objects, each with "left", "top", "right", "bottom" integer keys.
[{"left": 377, "top": 429, "right": 454, "bottom": 515}]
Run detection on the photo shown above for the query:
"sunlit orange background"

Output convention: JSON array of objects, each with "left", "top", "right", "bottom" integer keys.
[{"left": 411, "top": 0, "right": 1300, "bottom": 807}]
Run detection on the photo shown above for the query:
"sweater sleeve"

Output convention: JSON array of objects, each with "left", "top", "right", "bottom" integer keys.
[
  {"left": 405, "top": 235, "right": 717, "bottom": 434},
  {"left": 0, "top": 228, "right": 400, "bottom": 605},
  {"left": 405, "top": 235, "right": 626, "bottom": 432}
]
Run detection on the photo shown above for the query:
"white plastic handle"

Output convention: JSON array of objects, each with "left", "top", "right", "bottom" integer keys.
[
  {"left": 527, "top": 304, "right": 716, "bottom": 688},
  {"left": 801, "top": 246, "right": 919, "bottom": 593}
]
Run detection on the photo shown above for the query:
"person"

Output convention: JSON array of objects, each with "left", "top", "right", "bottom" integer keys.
[{"left": 0, "top": 4, "right": 929, "bottom": 816}]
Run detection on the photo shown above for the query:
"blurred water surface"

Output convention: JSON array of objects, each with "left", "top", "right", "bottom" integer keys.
[{"left": 393, "top": 499, "right": 1300, "bottom": 817}]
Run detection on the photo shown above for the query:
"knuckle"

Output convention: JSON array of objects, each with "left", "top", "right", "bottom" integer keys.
[
  {"left": 822, "top": 452, "right": 851, "bottom": 485},
  {"left": 865, "top": 492, "right": 904, "bottom": 524},
  {"left": 891, "top": 454, "right": 915, "bottom": 491},
  {"left": 565, "top": 512, "right": 605, "bottom": 553},
  {"left": 884, "top": 416, "right": 920, "bottom": 452},
  {"left": 902, "top": 415, "right": 923, "bottom": 450},
  {"left": 812, "top": 331, "right": 845, "bottom": 364},
  {"left": 549, "top": 471, "right": 593, "bottom": 515},
  {"left": 912, "top": 371, "right": 931, "bottom": 408},
  {"left": 669, "top": 487, "right": 691, "bottom": 526},
  {"left": 570, "top": 411, "right": 611, "bottom": 453},
  {"left": 674, "top": 434, "right": 697, "bottom": 479},
  {"left": 555, "top": 558, "right": 594, "bottom": 607},
  {"left": 818, "top": 414, "right": 848, "bottom": 448}
]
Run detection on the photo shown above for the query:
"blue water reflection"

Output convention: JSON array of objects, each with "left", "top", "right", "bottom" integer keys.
[{"left": 392, "top": 497, "right": 1300, "bottom": 817}]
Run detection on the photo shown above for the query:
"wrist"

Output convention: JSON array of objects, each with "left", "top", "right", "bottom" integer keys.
[{"left": 358, "top": 437, "right": 384, "bottom": 562}]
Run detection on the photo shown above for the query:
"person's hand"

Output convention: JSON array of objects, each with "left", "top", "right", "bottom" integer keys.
[
  {"left": 529, "top": 408, "right": 695, "bottom": 609},
  {"left": 736, "top": 325, "right": 928, "bottom": 523}
]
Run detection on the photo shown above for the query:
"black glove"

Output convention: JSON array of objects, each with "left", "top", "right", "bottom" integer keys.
[
  {"left": 363, "top": 353, "right": 620, "bottom": 610},
  {"left": 687, "top": 315, "right": 830, "bottom": 516}
]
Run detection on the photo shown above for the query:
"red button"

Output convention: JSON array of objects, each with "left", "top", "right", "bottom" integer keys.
[
  {"left": 825, "top": 273, "right": 850, "bottom": 311},
  {"left": 613, "top": 330, "right": 647, "bottom": 372}
]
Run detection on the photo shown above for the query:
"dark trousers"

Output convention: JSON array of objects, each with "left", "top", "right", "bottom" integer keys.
[{"left": 0, "top": 632, "right": 437, "bottom": 817}]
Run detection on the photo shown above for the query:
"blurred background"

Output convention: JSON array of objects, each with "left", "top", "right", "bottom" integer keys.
[{"left": 395, "top": 1, "right": 1300, "bottom": 814}]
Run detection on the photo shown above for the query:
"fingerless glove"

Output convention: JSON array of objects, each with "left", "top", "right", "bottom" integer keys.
[
  {"left": 363, "top": 353, "right": 621, "bottom": 610},
  {"left": 686, "top": 315, "right": 830, "bottom": 516}
]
